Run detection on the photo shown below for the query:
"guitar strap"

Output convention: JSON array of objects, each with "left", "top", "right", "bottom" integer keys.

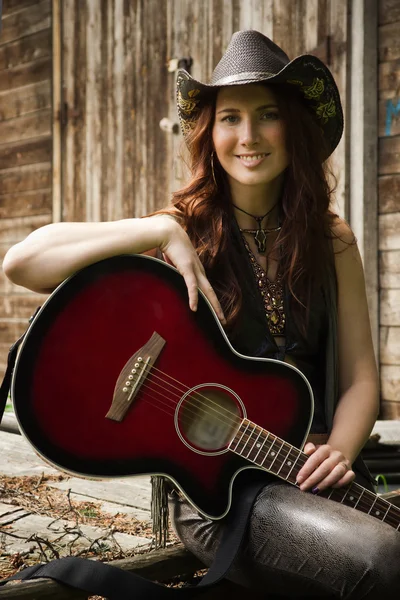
[{"left": 0, "top": 319, "right": 266, "bottom": 598}]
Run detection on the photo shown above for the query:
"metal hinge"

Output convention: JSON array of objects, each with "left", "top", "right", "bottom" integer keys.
[{"left": 58, "top": 101, "right": 81, "bottom": 127}]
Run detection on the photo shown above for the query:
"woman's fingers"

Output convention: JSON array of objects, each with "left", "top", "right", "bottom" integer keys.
[
  {"left": 197, "top": 273, "right": 226, "bottom": 324},
  {"left": 296, "top": 445, "right": 353, "bottom": 492},
  {"left": 179, "top": 263, "right": 225, "bottom": 324}
]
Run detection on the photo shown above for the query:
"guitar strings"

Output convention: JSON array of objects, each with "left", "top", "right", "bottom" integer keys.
[
  {"left": 135, "top": 380, "right": 400, "bottom": 527},
  {"left": 114, "top": 377, "right": 400, "bottom": 528},
  {"left": 135, "top": 383, "right": 400, "bottom": 527},
  {"left": 110, "top": 356, "right": 400, "bottom": 527}
]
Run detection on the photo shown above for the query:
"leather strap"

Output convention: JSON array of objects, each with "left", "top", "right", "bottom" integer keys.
[{"left": 0, "top": 479, "right": 266, "bottom": 597}]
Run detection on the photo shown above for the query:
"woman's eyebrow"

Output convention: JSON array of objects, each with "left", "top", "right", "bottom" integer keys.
[{"left": 216, "top": 103, "right": 278, "bottom": 114}]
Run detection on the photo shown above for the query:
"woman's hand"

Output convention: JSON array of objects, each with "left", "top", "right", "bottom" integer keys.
[
  {"left": 156, "top": 216, "right": 226, "bottom": 325},
  {"left": 296, "top": 443, "right": 355, "bottom": 493}
]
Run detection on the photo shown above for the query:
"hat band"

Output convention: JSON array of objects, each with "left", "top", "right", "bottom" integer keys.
[{"left": 212, "top": 71, "right": 278, "bottom": 86}]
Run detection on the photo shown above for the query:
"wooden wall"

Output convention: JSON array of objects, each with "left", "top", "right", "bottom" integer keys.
[
  {"left": 379, "top": 0, "right": 400, "bottom": 417},
  {"left": 0, "top": 0, "right": 350, "bottom": 382},
  {"left": 0, "top": 0, "right": 52, "bottom": 379},
  {"left": 59, "top": 0, "right": 349, "bottom": 220}
]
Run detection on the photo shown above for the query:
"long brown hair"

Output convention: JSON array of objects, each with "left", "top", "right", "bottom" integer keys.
[{"left": 153, "top": 83, "right": 339, "bottom": 330}]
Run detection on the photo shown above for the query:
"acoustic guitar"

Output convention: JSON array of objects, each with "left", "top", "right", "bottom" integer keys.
[{"left": 11, "top": 254, "right": 400, "bottom": 530}]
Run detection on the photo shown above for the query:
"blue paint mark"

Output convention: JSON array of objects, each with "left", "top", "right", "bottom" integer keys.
[{"left": 385, "top": 98, "right": 400, "bottom": 136}]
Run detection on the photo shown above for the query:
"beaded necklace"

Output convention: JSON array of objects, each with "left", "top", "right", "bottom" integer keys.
[{"left": 242, "top": 237, "right": 286, "bottom": 335}]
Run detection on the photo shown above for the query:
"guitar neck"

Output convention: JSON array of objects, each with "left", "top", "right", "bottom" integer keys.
[{"left": 229, "top": 418, "right": 400, "bottom": 532}]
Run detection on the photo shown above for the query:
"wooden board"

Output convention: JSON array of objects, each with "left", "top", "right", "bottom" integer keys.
[
  {"left": 50, "top": 478, "right": 152, "bottom": 514},
  {"left": 381, "top": 365, "right": 400, "bottom": 401},
  {"left": 379, "top": 0, "right": 400, "bottom": 25},
  {"left": 380, "top": 249, "right": 400, "bottom": 288},
  {"left": 379, "top": 174, "right": 400, "bottom": 213},
  {"left": 0, "top": 294, "right": 46, "bottom": 319},
  {"left": 379, "top": 21, "right": 400, "bottom": 62},
  {"left": 0, "top": 110, "right": 51, "bottom": 145},
  {"left": 0, "top": 162, "right": 51, "bottom": 195},
  {"left": 0, "top": 57, "right": 51, "bottom": 92},
  {"left": 379, "top": 97, "right": 400, "bottom": 137},
  {"left": 380, "top": 326, "right": 400, "bottom": 365},
  {"left": 381, "top": 401, "right": 400, "bottom": 419},
  {"left": 0, "top": 137, "right": 51, "bottom": 170},
  {"left": 0, "top": 501, "right": 150, "bottom": 556},
  {"left": 379, "top": 59, "right": 400, "bottom": 97},
  {"left": 0, "top": 80, "right": 51, "bottom": 121},
  {"left": 0, "top": 189, "right": 52, "bottom": 219},
  {"left": 379, "top": 213, "right": 400, "bottom": 250},
  {"left": 380, "top": 289, "right": 400, "bottom": 325},
  {"left": 0, "top": 431, "right": 152, "bottom": 521},
  {"left": 0, "top": 0, "right": 51, "bottom": 46},
  {"left": 0, "top": 28, "right": 51, "bottom": 70},
  {"left": 379, "top": 136, "right": 400, "bottom": 175}
]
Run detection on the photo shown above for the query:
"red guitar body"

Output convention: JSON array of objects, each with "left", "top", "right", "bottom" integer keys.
[{"left": 12, "top": 254, "right": 313, "bottom": 519}]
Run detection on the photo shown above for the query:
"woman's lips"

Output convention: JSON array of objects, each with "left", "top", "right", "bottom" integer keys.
[{"left": 236, "top": 153, "right": 270, "bottom": 168}]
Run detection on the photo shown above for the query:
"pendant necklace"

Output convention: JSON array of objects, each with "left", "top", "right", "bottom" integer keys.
[{"left": 234, "top": 202, "right": 281, "bottom": 253}]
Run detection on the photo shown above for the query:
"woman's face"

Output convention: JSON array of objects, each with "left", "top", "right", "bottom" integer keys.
[{"left": 212, "top": 84, "right": 290, "bottom": 190}]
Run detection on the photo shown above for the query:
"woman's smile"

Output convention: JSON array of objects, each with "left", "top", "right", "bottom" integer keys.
[{"left": 236, "top": 152, "right": 271, "bottom": 168}]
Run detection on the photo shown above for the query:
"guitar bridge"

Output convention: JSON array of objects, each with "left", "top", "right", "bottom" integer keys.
[{"left": 105, "top": 331, "right": 166, "bottom": 422}]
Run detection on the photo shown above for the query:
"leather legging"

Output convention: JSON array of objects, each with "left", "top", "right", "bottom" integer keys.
[{"left": 169, "top": 477, "right": 400, "bottom": 598}]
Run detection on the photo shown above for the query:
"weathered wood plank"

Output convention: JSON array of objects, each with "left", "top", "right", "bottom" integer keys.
[
  {"left": 0, "top": 136, "right": 51, "bottom": 169},
  {"left": 0, "top": 546, "right": 202, "bottom": 599},
  {"left": 379, "top": 174, "right": 400, "bottom": 213},
  {"left": 0, "top": 57, "right": 51, "bottom": 92},
  {"left": 2, "top": 0, "right": 41, "bottom": 15},
  {"left": 1, "top": 511, "right": 150, "bottom": 557},
  {"left": 379, "top": 22, "right": 400, "bottom": 62},
  {"left": 381, "top": 365, "right": 400, "bottom": 401},
  {"left": 0, "top": 28, "right": 51, "bottom": 70},
  {"left": 380, "top": 326, "right": 400, "bottom": 365},
  {"left": 0, "top": 294, "right": 46, "bottom": 319},
  {"left": 380, "top": 289, "right": 400, "bottom": 325},
  {"left": 0, "top": 0, "right": 51, "bottom": 45},
  {"left": 50, "top": 477, "right": 152, "bottom": 513},
  {"left": 0, "top": 215, "right": 51, "bottom": 243},
  {"left": 0, "top": 80, "right": 51, "bottom": 120},
  {"left": 0, "top": 320, "right": 31, "bottom": 345},
  {"left": 61, "top": 0, "right": 87, "bottom": 222},
  {"left": 0, "top": 430, "right": 57, "bottom": 476},
  {"left": 0, "top": 188, "right": 51, "bottom": 219},
  {"left": 380, "top": 249, "right": 400, "bottom": 288},
  {"left": 379, "top": 97, "right": 400, "bottom": 137},
  {"left": 0, "top": 162, "right": 51, "bottom": 195},
  {"left": 380, "top": 401, "right": 400, "bottom": 419},
  {"left": 379, "top": 0, "right": 400, "bottom": 25},
  {"left": 52, "top": 0, "right": 62, "bottom": 223},
  {"left": 378, "top": 136, "right": 400, "bottom": 175},
  {"left": 379, "top": 59, "right": 400, "bottom": 97},
  {"left": 379, "top": 212, "right": 400, "bottom": 250},
  {"left": 0, "top": 110, "right": 51, "bottom": 145}
]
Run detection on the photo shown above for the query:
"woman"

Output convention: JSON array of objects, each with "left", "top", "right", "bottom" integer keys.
[{"left": 3, "top": 30, "right": 400, "bottom": 597}]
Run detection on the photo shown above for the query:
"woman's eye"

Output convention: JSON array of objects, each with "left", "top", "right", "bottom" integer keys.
[
  {"left": 261, "top": 112, "right": 279, "bottom": 120},
  {"left": 221, "top": 115, "right": 238, "bottom": 124}
]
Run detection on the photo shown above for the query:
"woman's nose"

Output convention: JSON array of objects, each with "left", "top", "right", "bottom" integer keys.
[{"left": 239, "top": 119, "right": 260, "bottom": 146}]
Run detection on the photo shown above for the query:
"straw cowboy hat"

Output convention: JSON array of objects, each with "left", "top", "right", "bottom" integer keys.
[{"left": 176, "top": 29, "right": 343, "bottom": 158}]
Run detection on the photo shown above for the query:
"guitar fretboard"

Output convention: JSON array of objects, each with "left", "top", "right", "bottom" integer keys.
[{"left": 229, "top": 418, "right": 400, "bottom": 531}]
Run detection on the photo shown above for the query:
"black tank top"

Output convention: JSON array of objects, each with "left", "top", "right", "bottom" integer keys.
[{"left": 209, "top": 218, "right": 329, "bottom": 433}]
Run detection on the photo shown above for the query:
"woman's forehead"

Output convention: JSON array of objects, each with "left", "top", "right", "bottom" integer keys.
[{"left": 215, "top": 84, "right": 278, "bottom": 109}]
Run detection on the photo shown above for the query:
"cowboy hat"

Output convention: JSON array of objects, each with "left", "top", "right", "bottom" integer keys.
[{"left": 176, "top": 30, "right": 343, "bottom": 158}]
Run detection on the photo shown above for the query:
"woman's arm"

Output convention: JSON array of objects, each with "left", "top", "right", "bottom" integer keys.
[
  {"left": 2, "top": 216, "right": 225, "bottom": 323},
  {"left": 297, "top": 218, "right": 379, "bottom": 492}
]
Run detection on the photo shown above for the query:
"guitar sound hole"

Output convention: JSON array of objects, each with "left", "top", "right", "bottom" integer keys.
[{"left": 177, "top": 385, "right": 242, "bottom": 453}]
